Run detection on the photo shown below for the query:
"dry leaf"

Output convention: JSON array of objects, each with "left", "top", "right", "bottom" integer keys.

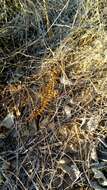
[
  {"left": 87, "top": 115, "right": 100, "bottom": 132},
  {"left": 0, "top": 113, "right": 14, "bottom": 129},
  {"left": 92, "top": 167, "right": 107, "bottom": 187}
]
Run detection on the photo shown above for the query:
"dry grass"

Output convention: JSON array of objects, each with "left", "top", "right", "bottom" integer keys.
[{"left": 0, "top": 0, "right": 107, "bottom": 189}]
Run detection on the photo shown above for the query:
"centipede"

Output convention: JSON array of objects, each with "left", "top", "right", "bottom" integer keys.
[{"left": 27, "top": 66, "right": 60, "bottom": 124}]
